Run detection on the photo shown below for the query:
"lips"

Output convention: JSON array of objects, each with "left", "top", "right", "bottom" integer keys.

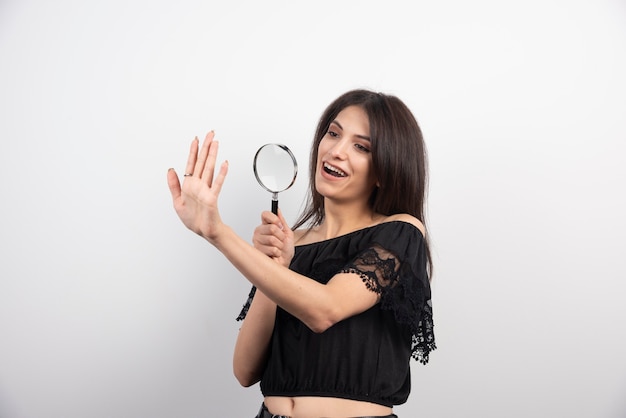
[{"left": 323, "top": 162, "right": 347, "bottom": 177}]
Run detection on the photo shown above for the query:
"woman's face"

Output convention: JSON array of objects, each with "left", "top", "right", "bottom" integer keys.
[{"left": 315, "top": 105, "right": 378, "bottom": 205}]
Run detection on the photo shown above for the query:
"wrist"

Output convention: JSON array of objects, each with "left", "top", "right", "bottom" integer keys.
[{"left": 204, "top": 222, "right": 232, "bottom": 247}]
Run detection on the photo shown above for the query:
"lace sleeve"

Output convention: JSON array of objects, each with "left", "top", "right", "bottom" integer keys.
[
  {"left": 340, "top": 233, "right": 436, "bottom": 364},
  {"left": 235, "top": 285, "right": 256, "bottom": 321},
  {"left": 340, "top": 245, "right": 400, "bottom": 293}
]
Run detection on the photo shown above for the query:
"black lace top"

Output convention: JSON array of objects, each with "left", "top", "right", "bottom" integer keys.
[{"left": 237, "top": 221, "right": 435, "bottom": 407}]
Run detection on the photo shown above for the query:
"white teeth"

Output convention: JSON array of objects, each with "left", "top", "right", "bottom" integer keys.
[{"left": 324, "top": 162, "right": 346, "bottom": 177}]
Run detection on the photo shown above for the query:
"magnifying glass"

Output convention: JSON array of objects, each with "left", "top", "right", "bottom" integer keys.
[{"left": 253, "top": 143, "right": 298, "bottom": 214}]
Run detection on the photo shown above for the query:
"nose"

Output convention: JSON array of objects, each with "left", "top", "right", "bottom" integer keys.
[{"left": 329, "top": 138, "right": 349, "bottom": 159}]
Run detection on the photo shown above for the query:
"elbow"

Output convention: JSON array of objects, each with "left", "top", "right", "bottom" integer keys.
[
  {"left": 237, "top": 376, "right": 258, "bottom": 388},
  {"left": 233, "top": 356, "right": 261, "bottom": 387},
  {"left": 308, "top": 320, "right": 333, "bottom": 334},
  {"left": 301, "top": 294, "right": 349, "bottom": 333},
  {"left": 305, "top": 309, "right": 339, "bottom": 334},
  {"left": 233, "top": 366, "right": 260, "bottom": 387}
]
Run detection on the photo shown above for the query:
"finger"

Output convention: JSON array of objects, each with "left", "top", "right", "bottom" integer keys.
[
  {"left": 202, "top": 138, "right": 219, "bottom": 185},
  {"left": 263, "top": 225, "right": 285, "bottom": 244},
  {"left": 276, "top": 209, "right": 290, "bottom": 232},
  {"left": 277, "top": 209, "right": 293, "bottom": 240},
  {"left": 194, "top": 131, "right": 214, "bottom": 179},
  {"left": 257, "top": 244, "right": 282, "bottom": 259},
  {"left": 184, "top": 137, "right": 199, "bottom": 177},
  {"left": 276, "top": 209, "right": 289, "bottom": 229},
  {"left": 256, "top": 233, "right": 284, "bottom": 249},
  {"left": 260, "top": 211, "right": 282, "bottom": 228},
  {"left": 167, "top": 168, "right": 182, "bottom": 201},
  {"left": 255, "top": 233, "right": 283, "bottom": 252},
  {"left": 210, "top": 160, "right": 229, "bottom": 196},
  {"left": 253, "top": 225, "right": 284, "bottom": 258}
]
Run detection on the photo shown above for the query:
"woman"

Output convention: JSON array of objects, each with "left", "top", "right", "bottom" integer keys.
[{"left": 167, "top": 89, "right": 435, "bottom": 418}]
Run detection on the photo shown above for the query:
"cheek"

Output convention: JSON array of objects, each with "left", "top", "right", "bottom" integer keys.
[
  {"left": 313, "top": 154, "right": 324, "bottom": 179},
  {"left": 317, "top": 138, "right": 330, "bottom": 154},
  {"left": 361, "top": 157, "right": 374, "bottom": 175},
  {"left": 365, "top": 160, "right": 377, "bottom": 185}
]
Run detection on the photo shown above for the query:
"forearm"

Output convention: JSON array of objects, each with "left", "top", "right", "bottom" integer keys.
[
  {"left": 233, "top": 289, "right": 276, "bottom": 386},
  {"left": 209, "top": 225, "right": 332, "bottom": 331}
]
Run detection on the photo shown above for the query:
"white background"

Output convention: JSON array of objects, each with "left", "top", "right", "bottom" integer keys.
[{"left": 1, "top": 1, "right": 625, "bottom": 417}]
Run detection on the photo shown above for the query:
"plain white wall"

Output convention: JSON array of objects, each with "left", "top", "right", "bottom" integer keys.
[{"left": 1, "top": 0, "right": 625, "bottom": 417}]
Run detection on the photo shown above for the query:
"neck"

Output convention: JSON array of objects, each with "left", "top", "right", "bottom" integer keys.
[{"left": 318, "top": 199, "right": 381, "bottom": 240}]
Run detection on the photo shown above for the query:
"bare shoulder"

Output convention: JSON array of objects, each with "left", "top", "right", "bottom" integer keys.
[{"left": 382, "top": 213, "right": 426, "bottom": 236}]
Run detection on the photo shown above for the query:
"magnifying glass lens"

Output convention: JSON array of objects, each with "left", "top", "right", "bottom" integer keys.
[
  {"left": 255, "top": 146, "right": 296, "bottom": 191},
  {"left": 253, "top": 143, "right": 298, "bottom": 214}
]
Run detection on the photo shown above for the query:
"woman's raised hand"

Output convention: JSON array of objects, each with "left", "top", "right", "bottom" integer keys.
[
  {"left": 252, "top": 210, "right": 295, "bottom": 267},
  {"left": 167, "top": 131, "right": 229, "bottom": 243}
]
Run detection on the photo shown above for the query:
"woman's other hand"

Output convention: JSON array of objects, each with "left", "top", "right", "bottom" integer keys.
[
  {"left": 167, "top": 131, "right": 229, "bottom": 243},
  {"left": 252, "top": 210, "right": 294, "bottom": 267}
]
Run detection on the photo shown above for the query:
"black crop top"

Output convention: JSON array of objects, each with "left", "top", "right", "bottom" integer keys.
[{"left": 237, "top": 221, "right": 436, "bottom": 407}]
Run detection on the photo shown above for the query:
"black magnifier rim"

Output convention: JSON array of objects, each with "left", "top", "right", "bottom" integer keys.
[{"left": 253, "top": 143, "right": 298, "bottom": 193}]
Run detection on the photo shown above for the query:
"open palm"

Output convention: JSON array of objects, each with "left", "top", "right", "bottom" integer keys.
[{"left": 167, "top": 131, "right": 229, "bottom": 242}]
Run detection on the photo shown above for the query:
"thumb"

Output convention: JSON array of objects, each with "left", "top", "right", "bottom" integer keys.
[
  {"left": 167, "top": 168, "right": 181, "bottom": 200},
  {"left": 276, "top": 209, "right": 291, "bottom": 232}
]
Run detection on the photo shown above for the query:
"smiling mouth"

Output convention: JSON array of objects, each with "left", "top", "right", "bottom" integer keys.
[{"left": 323, "top": 162, "right": 347, "bottom": 177}]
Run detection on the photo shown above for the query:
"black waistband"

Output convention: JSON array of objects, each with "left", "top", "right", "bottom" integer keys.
[{"left": 255, "top": 403, "right": 398, "bottom": 418}]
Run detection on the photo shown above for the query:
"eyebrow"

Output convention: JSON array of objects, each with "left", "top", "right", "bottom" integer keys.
[{"left": 331, "top": 120, "right": 371, "bottom": 141}]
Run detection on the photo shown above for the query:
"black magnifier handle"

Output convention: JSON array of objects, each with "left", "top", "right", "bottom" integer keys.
[{"left": 271, "top": 193, "right": 278, "bottom": 214}]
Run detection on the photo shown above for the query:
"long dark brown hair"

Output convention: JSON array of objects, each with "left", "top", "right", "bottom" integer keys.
[{"left": 293, "top": 89, "right": 432, "bottom": 275}]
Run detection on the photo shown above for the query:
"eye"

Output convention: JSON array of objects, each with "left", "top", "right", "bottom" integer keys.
[
  {"left": 355, "top": 143, "right": 370, "bottom": 153},
  {"left": 327, "top": 130, "right": 339, "bottom": 138}
]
